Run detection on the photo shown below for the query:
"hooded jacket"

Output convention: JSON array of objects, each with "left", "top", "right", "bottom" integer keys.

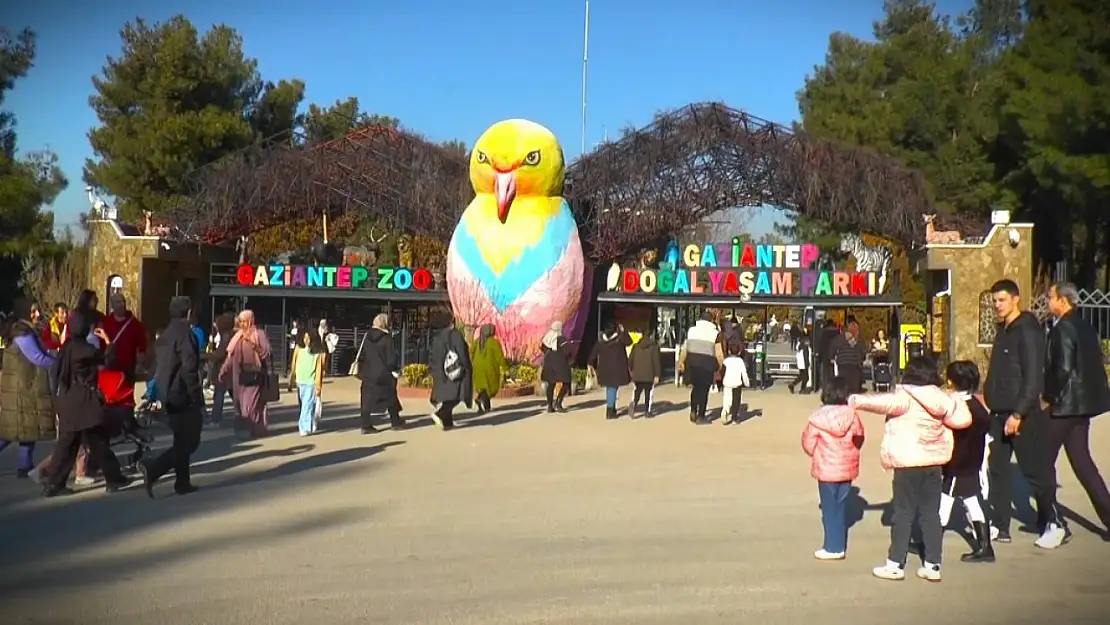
[
  {"left": 801, "top": 404, "right": 865, "bottom": 482},
  {"left": 590, "top": 331, "right": 632, "bottom": 388},
  {"left": 851, "top": 384, "right": 972, "bottom": 470},
  {"left": 628, "top": 335, "right": 662, "bottom": 383}
]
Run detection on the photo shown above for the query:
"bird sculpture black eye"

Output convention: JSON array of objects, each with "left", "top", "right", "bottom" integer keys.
[
  {"left": 523, "top": 150, "right": 541, "bottom": 166},
  {"left": 476, "top": 151, "right": 489, "bottom": 164}
]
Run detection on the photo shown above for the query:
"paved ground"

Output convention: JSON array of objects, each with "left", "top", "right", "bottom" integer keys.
[{"left": 2, "top": 378, "right": 1109, "bottom": 625}]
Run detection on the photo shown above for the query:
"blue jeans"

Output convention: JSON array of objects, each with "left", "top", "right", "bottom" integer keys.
[
  {"left": 0, "top": 440, "right": 35, "bottom": 472},
  {"left": 297, "top": 383, "right": 318, "bottom": 434},
  {"left": 605, "top": 386, "right": 619, "bottom": 408},
  {"left": 818, "top": 481, "right": 851, "bottom": 553},
  {"left": 210, "top": 383, "right": 235, "bottom": 423}
]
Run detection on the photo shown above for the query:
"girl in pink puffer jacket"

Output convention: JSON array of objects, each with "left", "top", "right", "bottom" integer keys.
[
  {"left": 802, "top": 376, "right": 865, "bottom": 561},
  {"left": 850, "top": 356, "right": 971, "bottom": 583}
]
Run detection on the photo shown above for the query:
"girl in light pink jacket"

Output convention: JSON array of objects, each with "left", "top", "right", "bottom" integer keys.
[
  {"left": 850, "top": 356, "right": 971, "bottom": 583},
  {"left": 802, "top": 376, "right": 865, "bottom": 561}
]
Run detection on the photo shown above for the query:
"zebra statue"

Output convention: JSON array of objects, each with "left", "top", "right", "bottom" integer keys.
[{"left": 839, "top": 234, "right": 893, "bottom": 294}]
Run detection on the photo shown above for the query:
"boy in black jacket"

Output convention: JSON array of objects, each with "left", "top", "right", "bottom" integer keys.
[
  {"left": 941, "top": 361, "right": 994, "bottom": 563},
  {"left": 628, "top": 332, "right": 662, "bottom": 419}
]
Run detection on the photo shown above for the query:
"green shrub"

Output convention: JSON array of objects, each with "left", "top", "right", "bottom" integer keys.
[
  {"left": 401, "top": 363, "right": 430, "bottom": 387},
  {"left": 571, "top": 367, "right": 588, "bottom": 388},
  {"left": 506, "top": 363, "right": 538, "bottom": 385}
]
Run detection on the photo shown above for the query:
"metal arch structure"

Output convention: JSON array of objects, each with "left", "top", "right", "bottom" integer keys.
[
  {"left": 172, "top": 125, "right": 470, "bottom": 245},
  {"left": 566, "top": 102, "right": 934, "bottom": 260},
  {"left": 175, "top": 101, "right": 943, "bottom": 260}
]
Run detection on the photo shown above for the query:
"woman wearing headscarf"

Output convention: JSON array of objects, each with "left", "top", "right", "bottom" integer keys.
[
  {"left": 428, "top": 311, "right": 472, "bottom": 430},
  {"left": 355, "top": 313, "right": 402, "bottom": 434},
  {"left": 0, "top": 298, "right": 56, "bottom": 478},
  {"left": 61, "top": 290, "right": 102, "bottom": 348},
  {"left": 469, "top": 324, "right": 505, "bottom": 415},
  {"left": 588, "top": 320, "right": 632, "bottom": 420},
  {"left": 540, "top": 321, "right": 572, "bottom": 413},
  {"left": 42, "top": 311, "right": 132, "bottom": 496},
  {"left": 219, "top": 310, "right": 273, "bottom": 439}
]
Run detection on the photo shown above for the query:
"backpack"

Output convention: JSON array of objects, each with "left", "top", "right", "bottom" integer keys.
[{"left": 443, "top": 331, "right": 464, "bottom": 382}]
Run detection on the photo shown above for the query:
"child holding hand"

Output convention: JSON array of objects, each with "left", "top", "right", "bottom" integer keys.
[
  {"left": 851, "top": 356, "right": 971, "bottom": 583},
  {"left": 802, "top": 376, "right": 865, "bottom": 560}
]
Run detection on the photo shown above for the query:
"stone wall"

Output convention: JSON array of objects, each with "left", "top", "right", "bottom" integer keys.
[
  {"left": 86, "top": 220, "right": 158, "bottom": 319},
  {"left": 925, "top": 223, "right": 1034, "bottom": 372}
]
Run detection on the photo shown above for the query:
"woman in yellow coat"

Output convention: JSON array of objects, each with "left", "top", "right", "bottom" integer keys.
[{"left": 470, "top": 324, "right": 505, "bottom": 415}]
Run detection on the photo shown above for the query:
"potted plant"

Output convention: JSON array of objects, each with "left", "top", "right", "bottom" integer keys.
[
  {"left": 500, "top": 363, "right": 538, "bottom": 398},
  {"left": 571, "top": 367, "right": 588, "bottom": 394}
]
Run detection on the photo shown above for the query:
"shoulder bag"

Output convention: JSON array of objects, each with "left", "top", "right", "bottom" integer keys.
[
  {"left": 349, "top": 333, "right": 369, "bottom": 377},
  {"left": 238, "top": 338, "right": 263, "bottom": 387}
]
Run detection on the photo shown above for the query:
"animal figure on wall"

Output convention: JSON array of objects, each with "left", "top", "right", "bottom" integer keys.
[
  {"left": 923, "top": 213, "right": 962, "bottom": 244},
  {"left": 397, "top": 234, "right": 414, "bottom": 267},
  {"left": 638, "top": 248, "right": 658, "bottom": 270},
  {"left": 839, "top": 233, "right": 892, "bottom": 294},
  {"left": 447, "top": 118, "right": 586, "bottom": 361}
]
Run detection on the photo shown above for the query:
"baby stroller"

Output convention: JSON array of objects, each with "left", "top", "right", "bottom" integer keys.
[
  {"left": 106, "top": 401, "right": 157, "bottom": 474},
  {"left": 871, "top": 353, "right": 893, "bottom": 392}
]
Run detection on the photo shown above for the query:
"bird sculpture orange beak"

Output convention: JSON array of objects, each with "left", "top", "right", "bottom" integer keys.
[{"left": 494, "top": 170, "right": 517, "bottom": 223}]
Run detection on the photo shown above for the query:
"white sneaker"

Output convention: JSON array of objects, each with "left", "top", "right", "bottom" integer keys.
[
  {"left": 27, "top": 468, "right": 41, "bottom": 484},
  {"left": 814, "top": 549, "right": 845, "bottom": 560},
  {"left": 989, "top": 525, "right": 999, "bottom": 541},
  {"left": 299, "top": 431, "right": 311, "bottom": 437},
  {"left": 916, "top": 562, "right": 942, "bottom": 582},
  {"left": 73, "top": 476, "right": 96, "bottom": 486},
  {"left": 872, "top": 560, "right": 905, "bottom": 580},
  {"left": 430, "top": 413, "right": 444, "bottom": 430},
  {"left": 1034, "top": 523, "right": 1071, "bottom": 549}
]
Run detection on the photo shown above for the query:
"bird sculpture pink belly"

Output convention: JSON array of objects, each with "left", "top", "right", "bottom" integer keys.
[{"left": 447, "top": 230, "right": 585, "bottom": 362}]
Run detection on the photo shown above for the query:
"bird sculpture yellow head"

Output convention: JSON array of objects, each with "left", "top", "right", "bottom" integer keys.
[{"left": 469, "top": 119, "right": 564, "bottom": 224}]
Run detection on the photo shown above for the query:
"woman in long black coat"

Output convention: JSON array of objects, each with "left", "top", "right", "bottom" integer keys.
[
  {"left": 356, "top": 314, "right": 400, "bottom": 434},
  {"left": 44, "top": 312, "right": 131, "bottom": 496},
  {"left": 428, "top": 311, "right": 472, "bottom": 431},
  {"left": 540, "top": 321, "right": 573, "bottom": 413},
  {"left": 589, "top": 320, "right": 632, "bottom": 419}
]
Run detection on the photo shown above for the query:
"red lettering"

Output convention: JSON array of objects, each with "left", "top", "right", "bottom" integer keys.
[
  {"left": 622, "top": 269, "right": 640, "bottom": 292},
  {"left": 850, "top": 272, "right": 869, "bottom": 296},
  {"left": 740, "top": 245, "right": 757, "bottom": 268},
  {"left": 236, "top": 264, "right": 254, "bottom": 286},
  {"left": 412, "top": 268, "right": 433, "bottom": 291},
  {"left": 723, "top": 271, "right": 740, "bottom": 293}
]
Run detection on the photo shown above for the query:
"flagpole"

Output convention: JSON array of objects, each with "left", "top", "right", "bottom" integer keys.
[{"left": 580, "top": 0, "right": 590, "bottom": 157}]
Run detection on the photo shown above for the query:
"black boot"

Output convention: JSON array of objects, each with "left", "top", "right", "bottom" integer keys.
[
  {"left": 555, "top": 395, "right": 568, "bottom": 413},
  {"left": 689, "top": 409, "right": 698, "bottom": 424},
  {"left": 961, "top": 521, "right": 996, "bottom": 563},
  {"left": 606, "top": 406, "right": 617, "bottom": 420},
  {"left": 787, "top": 383, "right": 795, "bottom": 394}
]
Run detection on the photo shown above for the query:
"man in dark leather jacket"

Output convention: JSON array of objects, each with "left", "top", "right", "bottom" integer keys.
[
  {"left": 1042, "top": 282, "right": 1110, "bottom": 538},
  {"left": 983, "top": 279, "right": 1061, "bottom": 547}
]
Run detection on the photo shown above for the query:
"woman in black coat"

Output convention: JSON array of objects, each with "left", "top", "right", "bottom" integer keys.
[
  {"left": 43, "top": 312, "right": 131, "bottom": 496},
  {"left": 589, "top": 320, "right": 632, "bottom": 419},
  {"left": 356, "top": 314, "right": 401, "bottom": 434},
  {"left": 428, "top": 311, "right": 472, "bottom": 431},
  {"left": 540, "top": 321, "right": 573, "bottom": 413}
]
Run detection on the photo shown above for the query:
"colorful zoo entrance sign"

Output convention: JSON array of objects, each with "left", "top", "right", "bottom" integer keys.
[
  {"left": 621, "top": 241, "right": 881, "bottom": 297},
  {"left": 236, "top": 264, "right": 436, "bottom": 291}
]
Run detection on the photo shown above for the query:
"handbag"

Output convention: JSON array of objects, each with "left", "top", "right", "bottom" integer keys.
[
  {"left": 238, "top": 339, "right": 263, "bottom": 387},
  {"left": 349, "top": 333, "right": 368, "bottom": 377},
  {"left": 262, "top": 366, "right": 280, "bottom": 403}
]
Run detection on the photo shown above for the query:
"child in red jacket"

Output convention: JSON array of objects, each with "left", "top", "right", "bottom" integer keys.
[{"left": 802, "top": 376, "right": 865, "bottom": 560}]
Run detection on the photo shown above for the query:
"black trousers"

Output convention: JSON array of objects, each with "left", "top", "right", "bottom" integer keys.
[
  {"left": 818, "top": 361, "right": 835, "bottom": 390},
  {"left": 988, "top": 411, "right": 1059, "bottom": 534},
  {"left": 147, "top": 407, "right": 203, "bottom": 490},
  {"left": 839, "top": 364, "right": 863, "bottom": 394},
  {"left": 47, "top": 426, "right": 123, "bottom": 491},
  {"left": 689, "top": 383, "right": 711, "bottom": 417},
  {"left": 1044, "top": 414, "right": 1110, "bottom": 530},
  {"left": 545, "top": 382, "right": 568, "bottom": 409},
  {"left": 790, "top": 367, "right": 809, "bottom": 390},
  {"left": 889, "top": 466, "right": 944, "bottom": 566},
  {"left": 435, "top": 400, "right": 458, "bottom": 427},
  {"left": 632, "top": 382, "right": 654, "bottom": 410}
]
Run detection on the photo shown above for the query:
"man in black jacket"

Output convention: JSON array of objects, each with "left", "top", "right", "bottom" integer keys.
[
  {"left": 143, "top": 296, "right": 204, "bottom": 498},
  {"left": 813, "top": 319, "right": 839, "bottom": 390},
  {"left": 1042, "top": 281, "right": 1110, "bottom": 542},
  {"left": 983, "top": 279, "right": 1061, "bottom": 546}
]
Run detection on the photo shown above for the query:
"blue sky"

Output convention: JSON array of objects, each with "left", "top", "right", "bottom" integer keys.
[{"left": 7, "top": 0, "right": 973, "bottom": 234}]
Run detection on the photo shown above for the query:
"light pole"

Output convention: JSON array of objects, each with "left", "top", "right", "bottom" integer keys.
[{"left": 580, "top": 0, "right": 590, "bottom": 156}]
